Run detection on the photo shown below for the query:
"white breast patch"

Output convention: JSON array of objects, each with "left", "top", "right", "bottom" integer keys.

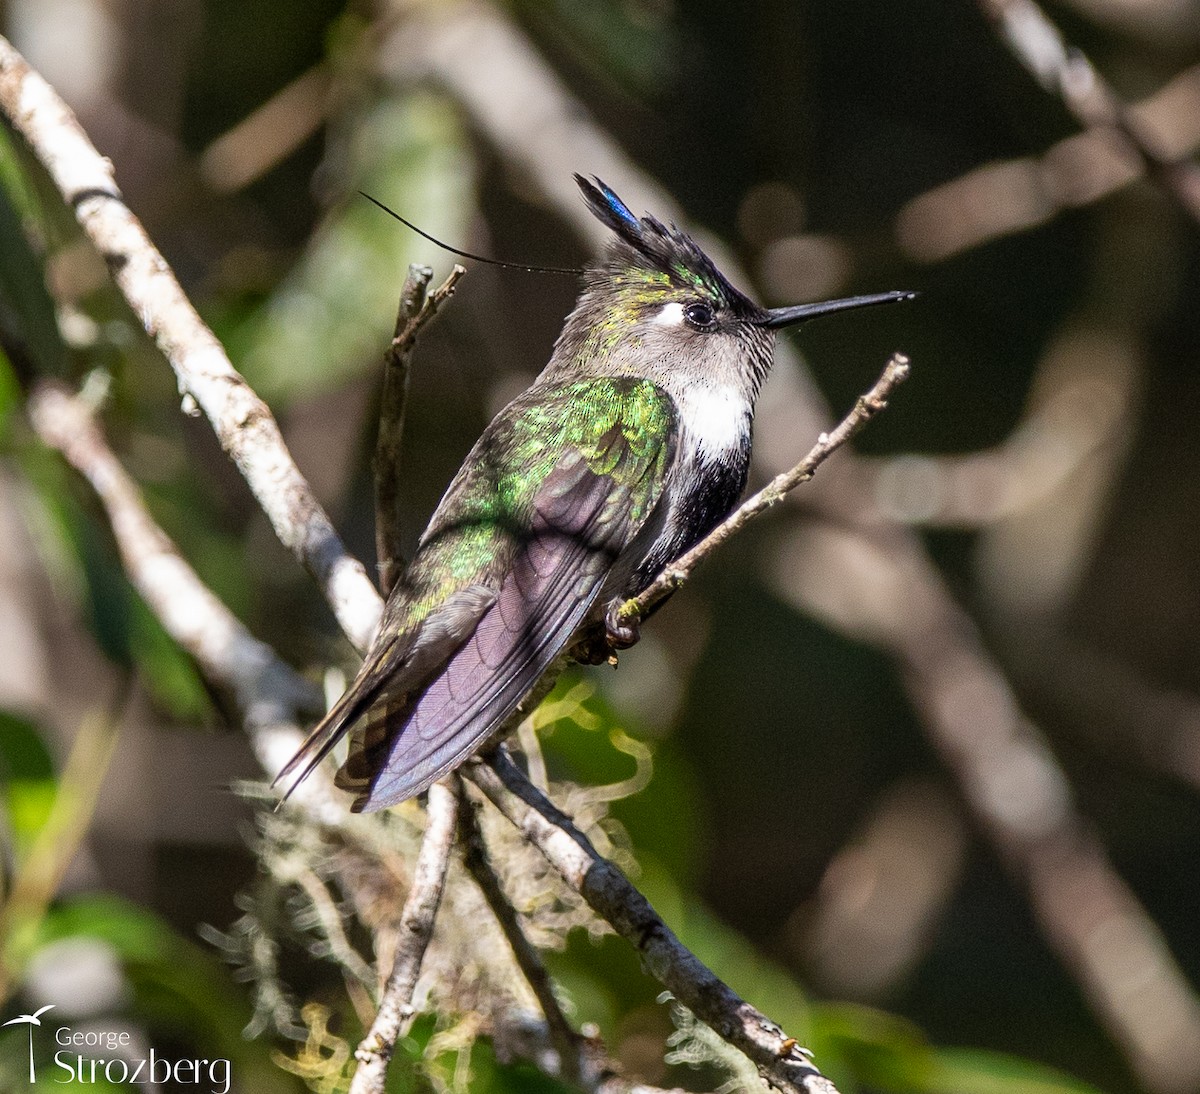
[{"left": 676, "top": 383, "right": 751, "bottom": 461}]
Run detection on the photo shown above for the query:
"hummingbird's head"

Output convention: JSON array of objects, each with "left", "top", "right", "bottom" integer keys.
[{"left": 550, "top": 175, "right": 913, "bottom": 395}]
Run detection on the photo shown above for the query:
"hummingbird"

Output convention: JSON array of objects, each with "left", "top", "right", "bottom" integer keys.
[{"left": 279, "top": 175, "right": 912, "bottom": 812}]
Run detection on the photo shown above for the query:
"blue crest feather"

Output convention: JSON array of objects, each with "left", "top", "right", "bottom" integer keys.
[
  {"left": 596, "top": 178, "right": 639, "bottom": 228},
  {"left": 574, "top": 174, "right": 642, "bottom": 240},
  {"left": 573, "top": 174, "right": 755, "bottom": 315}
]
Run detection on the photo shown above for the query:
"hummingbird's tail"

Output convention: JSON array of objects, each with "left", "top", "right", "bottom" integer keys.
[
  {"left": 273, "top": 638, "right": 402, "bottom": 802},
  {"left": 273, "top": 584, "right": 500, "bottom": 805}
]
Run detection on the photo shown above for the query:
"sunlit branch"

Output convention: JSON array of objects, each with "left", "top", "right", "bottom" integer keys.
[
  {"left": 468, "top": 749, "right": 839, "bottom": 1094},
  {"left": 348, "top": 780, "right": 460, "bottom": 1094},
  {"left": 0, "top": 34, "right": 381, "bottom": 653}
]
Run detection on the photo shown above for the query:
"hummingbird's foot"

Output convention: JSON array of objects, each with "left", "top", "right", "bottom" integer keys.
[
  {"left": 569, "top": 623, "right": 617, "bottom": 666},
  {"left": 604, "top": 597, "right": 640, "bottom": 650},
  {"left": 568, "top": 601, "right": 641, "bottom": 666}
]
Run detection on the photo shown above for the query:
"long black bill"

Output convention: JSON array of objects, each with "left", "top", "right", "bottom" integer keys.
[{"left": 758, "top": 290, "right": 916, "bottom": 329}]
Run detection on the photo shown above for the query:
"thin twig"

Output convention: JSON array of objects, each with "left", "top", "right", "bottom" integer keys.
[
  {"left": 352, "top": 248, "right": 470, "bottom": 1093},
  {"left": 349, "top": 779, "right": 460, "bottom": 1094},
  {"left": 374, "top": 263, "right": 466, "bottom": 596},
  {"left": 467, "top": 749, "right": 838, "bottom": 1094},
  {"left": 456, "top": 786, "right": 587, "bottom": 1085},
  {"left": 0, "top": 34, "right": 382, "bottom": 653},
  {"left": 978, "top": 0, "right": 1200, "bottom": 223},
  {"left": 620, "top": 353, "right": 910, "bottom": 628}
]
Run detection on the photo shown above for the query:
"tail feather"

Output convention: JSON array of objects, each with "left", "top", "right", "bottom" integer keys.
[
  {"left": 273, "top": 641, "right": 401, "bottom": 800},
  {"left": 274, "top": 584, "right": 499, "bottom": 804}
]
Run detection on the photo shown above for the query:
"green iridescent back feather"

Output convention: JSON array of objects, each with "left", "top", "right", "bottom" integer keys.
[
  {"left": 383, "top": 375, "right": 673, "bottom": 635},
  {"left": 278, "top": 375, "right": 675, "bottom": 800}
]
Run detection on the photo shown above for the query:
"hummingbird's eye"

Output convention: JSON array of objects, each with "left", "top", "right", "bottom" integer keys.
[{"left": 683, "top": 301, "right": 717, "bottom": 329}]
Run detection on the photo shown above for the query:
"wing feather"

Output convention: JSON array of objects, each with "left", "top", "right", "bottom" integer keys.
[
  {"left": 274, "top": 584, "right": 497, "bottom": 795},
  {"left": 281, "top": 376, "right": 676, "bottom": 810},
  {"left": 343, "top": 444, "right": 652, "bottom": 810}
]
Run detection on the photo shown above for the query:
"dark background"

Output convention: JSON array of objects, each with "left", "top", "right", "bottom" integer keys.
[{"left": 3, "top": 0, "right": 1200, "bottom": 1091}]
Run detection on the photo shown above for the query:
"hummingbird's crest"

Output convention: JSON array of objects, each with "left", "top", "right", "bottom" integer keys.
[{"left": 574, "top": 175, "right": 755, "bottom": 315}]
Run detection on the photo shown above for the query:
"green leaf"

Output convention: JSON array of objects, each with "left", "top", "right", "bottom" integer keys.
[
  {"left": 0, "top": 710, "right": 57, "bottom": 864},
  {"left": 17, "top": 448, "right": 210, "bottom": 719},
  {"left": 448, "top": 1037, "right": 577, "bottom": 1094},
  {"left": 512, "top": 0, "right": 680, "bottom": 97},
  {"left": 125, "top": 594, "right": 212, "bottom": 722},
  {"left": 0, "top": 125, "right": 45, "bottom": 225},
  {"left": 808, "top": 1004, "right": 1103, "bottom": 1094},
  {"left": 18, "top": 447, "right": 133, "bottom": 667},
  {"left": 930, "top": 1048, "right": 1105, "bottom": 1094},
  {"left": 230, "top": 91, "right": 474, "bottom": 402},
  {"left": 811, "top": 1003, "right": 935, "bottom": 1090},
  {"left": 0, "top": 125, "right": 68, "bottom": 379},
  {"left": 0, "top": 349, "right": 23, "bottom": 443}
]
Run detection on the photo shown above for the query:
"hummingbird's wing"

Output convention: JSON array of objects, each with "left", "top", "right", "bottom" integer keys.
[
  {"left": 274, "top": 583, "right": 499, "bottom": 793},
  {"left": 278, "top": 376, "right": 676, "bottom": 811}
]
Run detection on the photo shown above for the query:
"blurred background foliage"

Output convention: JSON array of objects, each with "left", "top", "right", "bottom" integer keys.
[{"left": 2, "top": 0, "right": 1200, "bottom": 1091}]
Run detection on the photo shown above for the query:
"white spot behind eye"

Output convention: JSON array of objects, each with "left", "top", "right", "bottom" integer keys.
[{"left": 651, "top": 302, "right": 685, "bottom": 326}]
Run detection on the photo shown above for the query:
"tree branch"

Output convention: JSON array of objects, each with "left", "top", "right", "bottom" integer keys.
[
  {"left": 977, "top": 0, "right": 1200, "bottom": 224},
  {"left": 467, "top": 749, "right": 837, "bottom": 1094},
  {"left": 374, "top": 263, "right": 466, "bottom": 596},
  {"left": 619, "top": 353, "right": 910, "bottom": 629},
  {"left": 24, "top": 380, "right": 334, "bottom": 801},
  {"left": 0, "top": 33, "right": 382, "bottom": 653},
  {"left": 349, "top": 779, "right": 460, "bottom": 1094},
  {"left": 457, "top": 786, "right": 587, "bottom": 1085}
]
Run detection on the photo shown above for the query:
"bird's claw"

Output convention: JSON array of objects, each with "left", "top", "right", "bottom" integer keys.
[
  {"left": 604, "top": 598, "right": 640, "bottom": 650},
  {"left": 567, "top": 601, "right": 642, "bottom": 666}
]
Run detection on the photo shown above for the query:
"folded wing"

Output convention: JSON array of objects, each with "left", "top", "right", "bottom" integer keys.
[{"left": 279, "top": 376, "right": 675, "bottom": 811}]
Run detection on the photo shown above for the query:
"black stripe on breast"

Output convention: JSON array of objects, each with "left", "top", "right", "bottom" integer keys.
[{"left": 629, "top": 445, "right": 750, "bottom": 591}]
